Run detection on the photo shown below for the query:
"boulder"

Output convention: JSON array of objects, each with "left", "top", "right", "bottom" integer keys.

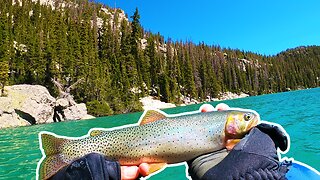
[
  {"left": 0, "top": 112, "right": 30, "bottom": 128},
  {"left": 0, "top": 84, "right": 94, "bottom": 129},
  {"left": 56, "top": 98, "right": 69, "bottom": 108},
  {"left": 0, "top": 96, "right": 15, "bottom": 114},
  {"left": 0, "top": 85, "right": 56, "bottom": 125},
  {"left": 64, "top": 103, "right": 94, "bottom": 120},
  {"left": 0, "top": 95, "right": 31, "bottom": 128}
]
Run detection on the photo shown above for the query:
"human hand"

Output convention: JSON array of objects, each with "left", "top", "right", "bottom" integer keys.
[
  {"left": 50, "top": 153, "right": 121, "bottom": 180},
  {"left": 51, "top": 152, "right": 154, "bottom": 180},
  {"left": 120, "top": 163, "right": 159, "bottom": 180},
  {"left": 187, "top": 122, "right": 289, "bottom": 180}
]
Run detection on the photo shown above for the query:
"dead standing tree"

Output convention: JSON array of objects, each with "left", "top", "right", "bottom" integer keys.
[
  {"left": 51, "top": 78, "right": 84, "bottom": 122},
  {"left": 51, "top": 78, "right": 84, "bottom": 106},
  {"left": 51, "top": 78, "right": 83, "bottom": 122}
]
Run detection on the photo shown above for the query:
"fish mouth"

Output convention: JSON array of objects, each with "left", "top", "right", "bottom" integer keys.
[
  {"left": 224, "top": 111, "right": 260, "bottom": 150},
  {"left": 225, "top": 117, "right": 260, "bottom": 139},
  {"left": 225, "top": 118, "right": 259, "bottom": 150}
]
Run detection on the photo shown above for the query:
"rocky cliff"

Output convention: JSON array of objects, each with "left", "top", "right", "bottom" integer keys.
[{"left": 0, "top": 85, "right": 94, "bottom": 129}]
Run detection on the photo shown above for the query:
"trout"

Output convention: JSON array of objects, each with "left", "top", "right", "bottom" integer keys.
[{"left": 37, "top": 107, "right": 260, "bottom": 179}]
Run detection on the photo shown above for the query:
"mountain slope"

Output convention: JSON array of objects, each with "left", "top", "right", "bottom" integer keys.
[{"left": 0, "top": 0, "right": 319, "bottom": 116}]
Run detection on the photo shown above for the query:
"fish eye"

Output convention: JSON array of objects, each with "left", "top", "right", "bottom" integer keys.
[{"left": 244, "top": 113, "right": 254, "bottom": 121}]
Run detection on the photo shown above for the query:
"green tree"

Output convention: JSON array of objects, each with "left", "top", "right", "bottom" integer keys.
[
  {"left": 87, "top": 100, "right": 113, "bottom": 116},
  {"left": 183, "top": 49, "right": 197, "bottom": 98},
  {"left": 0, "top": 6, "right": 10, "bottom": 94},
  {"left": 130, "top": 8, "right": 145, "bottom": 95}
]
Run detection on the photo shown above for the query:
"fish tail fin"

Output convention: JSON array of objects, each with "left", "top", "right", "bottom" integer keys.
[{"left": 38, "top": 133, "right": 68, "bottom": 180}]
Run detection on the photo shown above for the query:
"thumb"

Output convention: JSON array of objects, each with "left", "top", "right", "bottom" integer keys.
[{"left": 187, "top": 149, "right": 228, "bottom": 180}]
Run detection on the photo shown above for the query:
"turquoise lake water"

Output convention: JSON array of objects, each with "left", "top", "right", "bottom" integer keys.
[{"left": 0, "top": 88, "right": 319, "bottom": 179}]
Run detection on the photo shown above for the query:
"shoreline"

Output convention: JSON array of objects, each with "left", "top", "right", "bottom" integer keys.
[
  {"left": 0, "top": 85, "right": 249, "bottom": 129},
  {"left": 139, "top": 96, "right": 176, "bottom": 110},
  {"left": 139, "top": 92, "right": 250, "bottom": 110}
]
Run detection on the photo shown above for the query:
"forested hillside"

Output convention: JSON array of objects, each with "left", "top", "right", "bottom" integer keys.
[{"left": 0, "top": 0, "right": 319, "bottom": 116}]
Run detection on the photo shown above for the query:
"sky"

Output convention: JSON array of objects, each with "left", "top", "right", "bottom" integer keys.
[{"left": 97, "top": 0, "right": 320, "bottom": 55}]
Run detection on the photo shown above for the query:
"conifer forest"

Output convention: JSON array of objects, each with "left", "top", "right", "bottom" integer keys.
[{"left": 0, "top": 0, "right": 319, "bottom": 116}]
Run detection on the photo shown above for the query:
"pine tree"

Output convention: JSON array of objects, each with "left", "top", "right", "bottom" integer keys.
[
  {"left": 183, "top": 48, "right": 197, "bottom": 98},
  {"left": 0, "top": 4, "right": 10, "bottom": 94},
  {"left": 130, "top": 8, "right": 142, "bottom": 58},
  {"left": 166, "top": 40, "right": 181, "bottom": 103},
  {"left": 130, "top": 8, "right": 144, "bottom": 95},
  {"left": 120, "top": 19, "right": 138, "bottom": 88},
  {"left": 145, "top": 35, "right": 158, "bottom": 86}
]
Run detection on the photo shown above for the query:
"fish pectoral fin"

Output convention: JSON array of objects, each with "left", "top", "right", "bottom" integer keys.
[
  {"left": 138, "top": 162, "right": 167, "bottom": 176},
  {"left": 226, "top": 139, "right": 241, "bottom": 150},
  {"left": 139, "top": 110, "right": 167, "bottom": 125}
]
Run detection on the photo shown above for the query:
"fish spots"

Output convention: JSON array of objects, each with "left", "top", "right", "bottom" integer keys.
[{"left": 54, "top": 111, "right": 235, "bottom": 166}]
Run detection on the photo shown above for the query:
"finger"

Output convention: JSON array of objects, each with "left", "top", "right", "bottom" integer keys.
[
  {"left": 200, "top": 104, "right": 216, "bottom": 112},
  {"left": 187, "top": 149, "right": 228, "bottom": 179},
  {"left": 121, "top": 166, "right": 139, "bottom": 180},
  {"left": 215, "top": 103, "right": 230, "bottom": 111},
  {"left": 138, "top": 163, "right": 167, "bottom": 177}
]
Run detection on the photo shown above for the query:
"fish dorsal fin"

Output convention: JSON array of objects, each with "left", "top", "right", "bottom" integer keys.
[{"left": 140, "top": 110, "right": 167, "bottom": 125}]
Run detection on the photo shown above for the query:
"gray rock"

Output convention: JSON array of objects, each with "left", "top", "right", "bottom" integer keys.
[
  {"left": 0, "top": 84, "right": 94, "bottom": 129},
  {"left": 64, "top": 103, "right": 89, "bottom": 120},
  {"left": 0, "top": 111, "right": 30, "bottom": 128},
  {"left": 0, "top": 97, "right": 15, "bottom": 114},
  {"left": 56, "top": 98, "right": 69, "bottom": 108},
  {"left": 2, "top": 85, "right": 56, "bottom": 124}
]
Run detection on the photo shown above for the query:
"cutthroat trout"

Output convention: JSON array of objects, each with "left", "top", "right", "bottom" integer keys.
[{"left": 37, "top": 107, "right": 260, "bottom": 179}]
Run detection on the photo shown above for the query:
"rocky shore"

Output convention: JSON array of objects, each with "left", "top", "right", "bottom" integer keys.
[
  {"left": 0, "top": 85, "right": 94, "bottom": 129},
  {"left": 139, "top": 92, "right": 250, "bottom": 110},
  {"left": 212, "top": 92, "right": 249, "bottom": 101},
  {"left": 0, "top": 84, "right": 249, "bottom": 128},
  {"left": 139, "top": 96, "right": 176, "bottom": 110}
]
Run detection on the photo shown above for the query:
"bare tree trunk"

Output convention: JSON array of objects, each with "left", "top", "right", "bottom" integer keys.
[{"left": 0, "top": 83, "right": 4, "bottom": 97}]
